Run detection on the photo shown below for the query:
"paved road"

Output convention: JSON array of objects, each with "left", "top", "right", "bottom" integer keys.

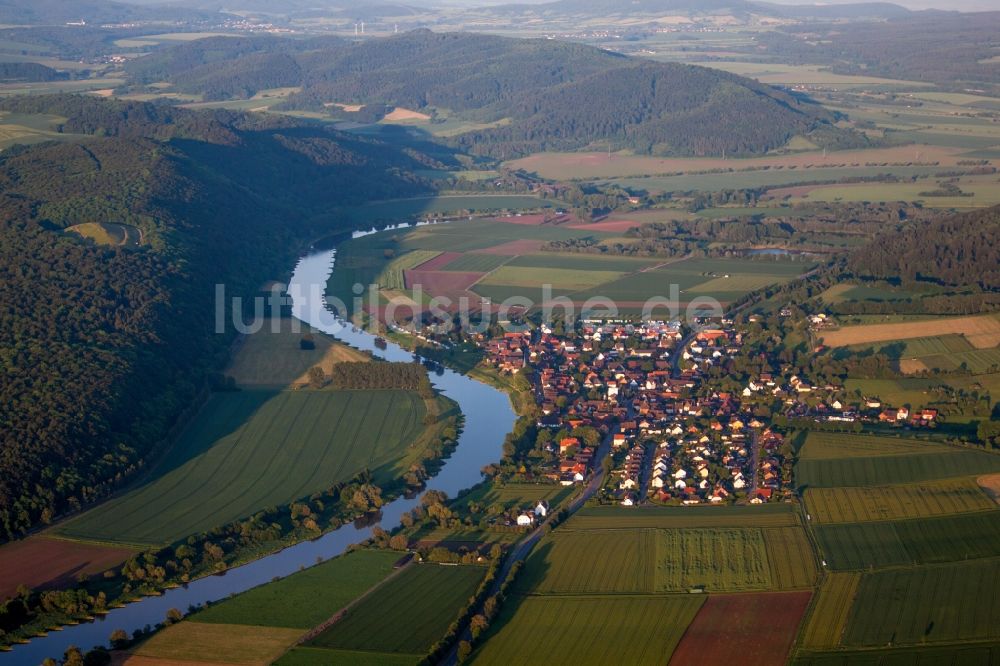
[{"left": 440, "top": 429, "right": 614, "bottom": 665}]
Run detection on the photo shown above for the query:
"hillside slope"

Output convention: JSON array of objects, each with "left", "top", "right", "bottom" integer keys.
[
  {"left": 127, "top": 30, "right": 863, "bottom": 157},
  {"left": 0, "top": 95, "right": 437, "bottom": 542}
]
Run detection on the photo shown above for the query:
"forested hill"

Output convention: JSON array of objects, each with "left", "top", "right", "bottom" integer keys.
[
  {"left": 0, "top": 95, "right": 437, "bottom": 542},
  {"left": 126, "top": 30, "right": 864, "bottom": 157},
  {"left": 848, "top": 205, "right": 1000, "bottom": 290}
]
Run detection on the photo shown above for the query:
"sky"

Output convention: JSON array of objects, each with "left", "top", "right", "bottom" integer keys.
[{"left": 450, "top": 0, "right": 997, "bottom": 9}]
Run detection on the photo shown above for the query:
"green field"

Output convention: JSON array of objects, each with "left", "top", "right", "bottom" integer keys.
[
  {"left": 505, "top": 253, "right": 659, "bottom": 272},
  {"left": 65, "top": 222, "right": 142, "bottom": 247},
  {"left": 440, "top": 253, "right": 512, "bottom": 272},
  {"left": 843, "top": 559, "right": 1000, "bottom": 646},
  {"left": 521, "top": 526, "right": 815, "bottom": 594},
  {"left": 813, "top": 510, "right": 1000, "bottom": 570},
  {"left": 795, "top": 449, "right": 1000, "bottom": 489},
  {"left": 564, "top": 503, "right": 799, "bottom": 528},
  {"left": 795, "top": 643, "right": 1000, "bottom": 666},
  {"left": 56, "top": 389, "right": 430, "bottom": 545},
  {"left": 275, "top": 647, "right": 418, "bottom": 665},
  {"left": 471, "top": 595, "right": 704, "bottom": 665},
  {"left": 804, "top": 478, "right": 997, "bottom": 523},
  {"left": 476, "top": 265, "right": 626, "bottom": 291},
  {"left": 306, "top": 563, "right": 485, "bottom": 658},
  {"left": 191, "top": 549, "right": 400, "bottom": 629}
]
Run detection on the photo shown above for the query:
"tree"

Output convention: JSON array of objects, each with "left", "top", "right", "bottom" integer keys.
[
  {"left": 165, "top": 608, "right": 183, "bottom": 624},
  {"left": 308, "top": 366, "right": 326, "bottom": 389},
  {"left": 457, "top": 640, "right": 472, "bottom": 663},
  {"left": 63, "top": 647, "right": 85, "bottom": 666},
  {"left": 83, "top": 648, "right": 111, "bottom": 666},
  {"left": 389, "top": 534, "right": 408, "bottom": 550},
  {"left": 110, "top": 628, "right": 129, "bottom": 648}
]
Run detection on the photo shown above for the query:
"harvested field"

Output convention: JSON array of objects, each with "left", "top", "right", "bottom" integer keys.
[
  {"left": 0, "top": 536, "right": 136, "bottom": 602},
  {"left": 383, "top": 107, "right": 430, "bottom": 122},
  {"left": 131, "top": 622, "right": 303, "bottom": 665},
  {"left": 980, "top": 473, "right": 1000, "bottom": 505},
  {"left": 669, "top": 591, "right": 812, "bottom": 666},
  {"left": 472, "top": 595, "right": 703, "bottom": 665},
  {"left": 799, "top": 573, "right": 860, "bottom": 649},
  {"left": 820, "top": 314, "right": 1000, "bottom": 349},
  {"left": 796, "top": 432, "right": 943, "bottom": 460},
  {"left": 803, "top": 478, "right": 997, "bottom": 523}
]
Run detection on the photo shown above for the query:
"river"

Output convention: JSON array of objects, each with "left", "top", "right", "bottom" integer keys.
[{"left": 2, "top": 226, "right": 516, "bottom": 665}]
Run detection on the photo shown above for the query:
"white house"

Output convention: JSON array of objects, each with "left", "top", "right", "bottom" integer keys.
[
  {"left": 534, "top": 501, "right": 548, "bottom": 518},
  {"left": 516, "top": 513, "right": 534, "bottom": 527}
]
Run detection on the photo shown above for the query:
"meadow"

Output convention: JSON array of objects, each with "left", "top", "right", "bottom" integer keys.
[
  {"left": 306, "top": 563, "right": 485, "bottom": 658},
  {"left": 471, "top": 595, "right": 704, "bottom": 665},
  {"left": 794, "top": 643, "right": 1000, "bottom": 666},
  {"left": 65, "top": 222, "right": 142, "bottom": 247},
  {"left": 190, "top": 549, "right": 400, "bottom": 629},
  {"left": 843, "top": 559, "right": 1000, "bottom": 646},
  {"left": 803, "top": 479, "right": 996, "bottom": 524},
  {"left": 55, "top": 389, "right": 430, "bottom": 545}
]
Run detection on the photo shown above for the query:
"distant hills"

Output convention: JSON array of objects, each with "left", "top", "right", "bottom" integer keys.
[
  {"left": 127, "top": 30, "right": 867, "bottom": 157},
  {"left": 487, "top": 0, "right": 913, "bottom": 19}
]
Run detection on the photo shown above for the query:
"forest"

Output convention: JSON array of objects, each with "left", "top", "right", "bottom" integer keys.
[
  {"left": 124, "top": 30, "right": 862, "bottom": 157},
  {"left": 0, "top": 95, "right": 441, "bottom": 543},
  {"left": 848, "top": 205, "right": 1000, "bottom": 290}
]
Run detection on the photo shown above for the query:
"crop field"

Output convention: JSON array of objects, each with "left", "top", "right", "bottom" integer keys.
[
  {"left": 669, "top": 591, "right": 813, "bottom": 666},
  {"left": 505, "top": 253, "right": 659, "bottom": 272},
  {"left": 656, "top": 528, "right": 773, "bottom": 592},
  {"left": 0, "top": 536, "right": 136, "bottom": 602},
  {"left": 307, "top": 563, "right": 485, "bottom": 657},
  {"left": 191, "top": 550, "right": 400, "bottom": 629},
  {"left": 400, "top": 218, "right": 605, "bottom": 253},
  {"left": 56, "top": 389, "right": 428, "bottom": 545},
  {"left": 564, "top": 504, "right": 799, "bottom": 529},
  {"left": 804, "top": 478, "right": 996, "bottom": 523},
  {"left": 813, "top": 510, "right": 1000, "bottom": 570},
  {"left": 799, "top": 573, "right": 861, "bottom": 649},
  {"left": 475, "top": 265, "right": 626, "bottom": 291},
  {"left": 225, "top": 318, "right": 368, "bottom": 387},
  {"left": 796, "top": 432, "right": 946, "bottom": 460},
  {"left": 275, "top": 647, "right": 418, "bottom": 666},
  {"left": 378, "top": 250, "right": 441, "bottom": 290},
  {"left": 921, "top": 348, "right": 1000, "bottom": 374},
  {"left": 439, "top": 253, "right": 512, "bottom": 272},
  {"left": 795, "top": 449, "right": 1000, "bottom": 489},
  {"left": 843, "top": 559, "right": 1000, "bottom": 646},
  {"left": 820, "top": 314, "right": 1000, "bottom": 350},
  {"left": 472, "top": 594, "right": 703, "bottom": 665},
  {"left": 520, "top": 529, "right": 656, "bottom": 594},
  {"left": 131, "top": 621, "right": 303, "bottom": 665},
  {"left": 522, "top": 526, "right": 813, "bottom": 594},
  {"left": 794, "top": 643, "right": 1000, "bottom": 666},
  {"left": 843, "top": 377, "right": 948, "bottom": 412}
]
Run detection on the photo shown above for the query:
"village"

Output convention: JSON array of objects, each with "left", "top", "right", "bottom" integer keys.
[{"left": 473, "top": 313, "right": 940, "bottom": 511}]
